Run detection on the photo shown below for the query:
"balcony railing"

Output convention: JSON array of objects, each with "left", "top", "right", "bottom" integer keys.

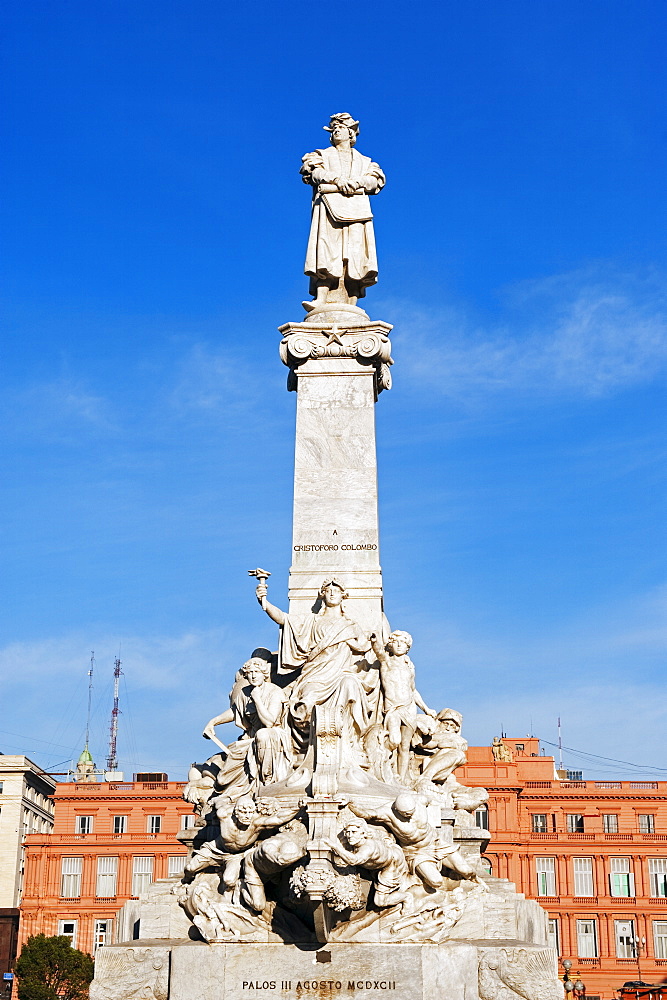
[
  {"left": 522, "top": 779, "right": 665, "bottom": 791},
  {"left": 40, "top": 833, "right": 186, "bottom": 843},
  {"left": 66, "top": 782, "right": 185, "bottom": 793}
]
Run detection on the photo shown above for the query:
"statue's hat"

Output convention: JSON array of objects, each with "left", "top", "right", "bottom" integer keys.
[{"left": 323, "top": 112, "right": 359, "bottom": 133}]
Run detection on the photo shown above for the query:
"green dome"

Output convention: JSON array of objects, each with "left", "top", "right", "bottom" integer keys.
[{"left": 77, "top": 744, "right": 94, "bottom": 765}]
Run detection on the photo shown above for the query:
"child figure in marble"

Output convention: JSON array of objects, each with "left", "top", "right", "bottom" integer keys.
[
  {"left": 415, "top": 709, "right": 468, "bottom": 786},
  {"left": 370, "top": 630, "right": 436, "bottom": 781}
]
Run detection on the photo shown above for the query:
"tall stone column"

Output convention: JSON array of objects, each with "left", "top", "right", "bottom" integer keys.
[{"left": 280, "top": 317, "right": 392, "bottom": 634}]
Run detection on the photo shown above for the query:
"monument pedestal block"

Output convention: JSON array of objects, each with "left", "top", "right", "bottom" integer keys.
[{"left": 91, "top": 939, "right": 560, "bottom": 1000}]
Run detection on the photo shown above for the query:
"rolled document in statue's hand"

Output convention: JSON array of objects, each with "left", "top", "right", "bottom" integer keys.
[{"left": 318, "top": 183, "right": 363, "bottom": 194}]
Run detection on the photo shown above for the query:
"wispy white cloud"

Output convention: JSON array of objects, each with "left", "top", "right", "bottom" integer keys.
[
  {"left": 409, "top": 583, "right": 667, "bottom": 773},
  {"left": 169, "top": 344, "right": 248, "bottom": 413},
  {"left": 0, "top": 628, "right": 243, "bottom": 775},
  {"left": 468, "top": 681, "right": 667, "bottom": 777},
  {"left": 2, "top": 377, "right": 117, "bottom": 442},
  {"left": 381, "top": 265, "right": 667, "bottom": 401},
  {"left": 167, "top": 342, "right": 284, "bottom": 420}
]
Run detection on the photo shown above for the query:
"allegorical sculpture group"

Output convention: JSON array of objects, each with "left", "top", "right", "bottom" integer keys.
[{"left": 178, "top": 576, "right": 489, "bottom": 945}]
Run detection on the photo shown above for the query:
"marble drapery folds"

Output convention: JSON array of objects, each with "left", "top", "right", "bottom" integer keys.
[{"left": 279, "top": 611, "right": 371, "bottom": 737}]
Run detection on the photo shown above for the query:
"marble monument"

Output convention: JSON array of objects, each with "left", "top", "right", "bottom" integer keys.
[{"left": 90, "top": 114, "right": 562, "bottom": 1000}]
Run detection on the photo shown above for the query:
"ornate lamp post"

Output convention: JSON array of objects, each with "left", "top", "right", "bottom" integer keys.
[{"left": 562, "top": 959, "right": 586, "bottom": 997}]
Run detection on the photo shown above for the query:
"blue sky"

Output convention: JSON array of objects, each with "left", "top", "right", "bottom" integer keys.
[{"left": 1, "top": 1, "right": 665, "bottom": 780}]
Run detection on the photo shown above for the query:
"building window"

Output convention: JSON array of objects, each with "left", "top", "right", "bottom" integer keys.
[
  {"left": 573, "top": 857, "right": 595, "bottom": 897},
  {"left": 0, "top": 781, "right": 4, "bottom": 793},
  {"left": 474, "top": 804, "right": 489, "bottom": 830},
  {"left": 480, "top": 856, "right": 492, "bottom": 876},
  {"left": 180, "top": 814, "right": 195, "bottom": 830},
  {"left": 531, "top": 814, "right": 549, "bottom": 833},
  {"left": 602, "top": 813, "right": 619, "bottom": 833},
  {"left": 60, "top": 857, "right": 83, "bottom": 898},
  {"left": 94, "top": 919, "right": 112, "bottom": 952},
  {"left": 515, "top": 744, "right": 524, "bottom": 753},
  {"left": 57, "top": 920, "right": 77, "bottom": 947},
  {"left": 132, "top": 856, "right": 154, "bottom": 896},
  {"left": 112, "top": 815, "right": 127, "bottom": 835},
  {"left": 96, "top": 856, "right": 118, "bottom": 897},
  {"left": 566, "top": 770, "right": 583, "bottom": 781},
  {"left": 75, "top": 815, "right": 93, "bottom": 835},
  {"left": 614, "top": 919, "right": 636, "bottom": 958},
  {"left": 648, "top": 859, "right": 667, "bottom": 898},
  {"left": 147, "top": 815, "right": 162, "bottom": 834},
  {"left": 566, "top": 814, "right": 584, "bottom": 833},
  {"left": 168, "top": 856, "right": 185, "bottom": 877},
  {"left": 653, "top": 920, "right": 667, "bottom": 960},
  {"left": 547, "top": 918, "right": 560, "bottom": 955},
  {"left": 639, "top": 814, "right": 655, "bottom": 834},
  {"left": 576, "top": 918, "right": 598, "bottom": 957},
  {"left": 535, "top": 857, "right": 556, "bottom": 896},
  {"left": 610, "top": 857, "right": 635, "bottom": 897}
]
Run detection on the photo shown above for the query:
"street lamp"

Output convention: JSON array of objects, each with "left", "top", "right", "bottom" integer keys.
[
  {"left": 635, "top": 934, "right": 647, "bottom": 984},
  {"left": 562, "top": 959, "right": 586, "bottom": 997}
]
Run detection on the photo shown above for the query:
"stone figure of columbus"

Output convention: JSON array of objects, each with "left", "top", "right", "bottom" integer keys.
[{"left": 301, "top": 113, "right": 385, "bottom": 312}]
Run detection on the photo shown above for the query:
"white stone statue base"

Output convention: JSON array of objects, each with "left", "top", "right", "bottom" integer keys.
[
  {"left": 91, "top": 938, "right": 561, "bottom": 1000},
  {"left": 90, "top": 871, "right": 562, "bottom": 1000}
]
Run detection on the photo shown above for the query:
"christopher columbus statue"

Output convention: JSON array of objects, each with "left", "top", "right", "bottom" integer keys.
[{"left": 301, "top": 113, "right": 385, "bottom": 312}]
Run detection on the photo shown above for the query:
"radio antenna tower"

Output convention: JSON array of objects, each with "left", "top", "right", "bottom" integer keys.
[
  {"left": 84, "top": 651, "right": 95, "bottom": 750},
  {"left": 107, "top": 655, "right": 123, "bottom": 771}
]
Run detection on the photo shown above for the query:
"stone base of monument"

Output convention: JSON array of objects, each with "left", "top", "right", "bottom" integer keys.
[
  {"left": 91, "top": 938, "right": 560, "bottom": 1000},
  {"left": 90, "top": 872, "right": 561, "bottom": 1000}
]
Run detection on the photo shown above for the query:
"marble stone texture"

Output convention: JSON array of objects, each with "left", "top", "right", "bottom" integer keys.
[
  {"left": 169, "top": 941, "right": 478, "bottom": 1000},
  {"left": 89, "top": 943, "right": 171, "bottom": 1000},
  {"left": 92, "top": 939, "right": 560, "bottom": 1000},
  {"left": 289, "top": 356, "right": 384, "bottom": 633},
  {"left": 114, "top": 878, "right": 193, "bottom": 946}
]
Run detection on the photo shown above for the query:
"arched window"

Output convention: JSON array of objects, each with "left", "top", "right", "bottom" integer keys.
[{"left": 480, "top": 856, "right": 492, "bottom": 876}]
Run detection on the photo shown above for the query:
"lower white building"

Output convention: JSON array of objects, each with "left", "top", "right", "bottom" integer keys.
[{"left": 0, "top": 755, "right": 56, "bottom": 907}]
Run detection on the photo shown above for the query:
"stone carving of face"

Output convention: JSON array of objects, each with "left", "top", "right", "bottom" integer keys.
[
  {"left": 321, "top": 583, "right": 345, "bottom": 608},
  {"left": 440, "top": 718, "right": 460, "bottom": 733},
  {"left": 331, "top": 124, "right": 354, "bottom": 146},
  {"left": 343, "top": 824, "right": 366, "bottom": 848},
  {"left": 233, "top": 797, "right": 257, "bottom": 826},
  {"left": 387, "top": 637, "right": 409, "bottom": 656},
  {"left": 244, "top": 660, "right": 269, "bottom": 687},
  {"left": 386, "top": 631, "right": 412, "bottom": 657}
]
